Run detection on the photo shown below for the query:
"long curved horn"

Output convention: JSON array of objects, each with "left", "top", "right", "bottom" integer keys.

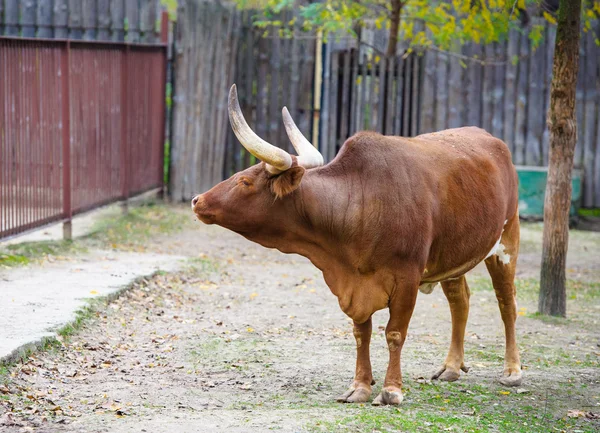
[
  {"left": 228, "top": 84, "right": 292, "bottom": 174},
  {"left": 282, "top": 107, "right": 324, "bottom": 169}
]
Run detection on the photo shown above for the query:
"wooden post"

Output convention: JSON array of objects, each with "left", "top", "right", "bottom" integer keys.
[
  {"left": 97, "top": 0, "right": 111, "bottom": 40},
  {"left": 53, "top": 0, "right": 69, "bottom": 39},
  {"left": 5, "top": 0, "right": 19, "bottom": 36},
  {"left": 82, "top": 0, "right": 97, "bottom": 40},
  {"left": 21, "top": 0, "right": 37, "bottom": 37},
  {"left": 110, "top": 0, "right": 125, "bottom": 41},
  {"left": 68, "top": 0, "right": 83, "bottom": 39},
  {"left": 37, "top": 0, "right": 54, "bottom": 38},
  {"left": 125, "top": 0, "right": 140, "bottom": 42}
]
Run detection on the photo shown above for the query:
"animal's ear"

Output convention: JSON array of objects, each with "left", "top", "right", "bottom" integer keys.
[{"left": 270, "top": 166, "right": 305, "bottom": 199}]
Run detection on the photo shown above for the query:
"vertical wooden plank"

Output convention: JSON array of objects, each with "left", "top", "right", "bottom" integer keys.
[
  {"left": 110, "top": 0, "right": 124, "bottom": 41},
  {"left": 288, "top": 16, "right": 300, "bottom": 141},
  {"left": 466, "top": 44, "right": 482, "bottom": 127},
  {"left": 21, "top": 0, "right": 37, "bottom": 37},
  {"left": 298, "top": 34, "right": 315, "bottom": 137},
  {"left": 339, "top": 49, "right": 351, "bottom": 142},
  {"left": 542, "top": 25, "right": 556, "bottom": 166},
  {"left": 4, "top": 0, "right": 19, "bottom": 36},
  {"left": 268, "top": 34, "right": 281, "bottom": 149},
  {"left": 97, "top": 0, "right": 110, "bottom": 40},
  {"left": 68, "top": 0, "right": 83, "bottom": 39},
  {"left": 376, "top": 55, "right": 386, "bottom": 133},
  {"left": 82, "top": 0, "right": 97, "bottom": 40},
  {"left": 384, "top": 57, "right": 394, "bottom": 135},
  {"left": 37, "top": 0, "right": 53, "bottom": 37},
  {"left": 481, "top": 44, "right": 494, "bottom": 132},
  {"left": 394, "top": 56, "right": 404, "bottom": 135},
  {"left": 411, "top": 54, "right": 420, "bottom": 136},
  {"left": 420, "top": 50, "right": 435, "bottom": 133},
  {"left": 591, "top": 21, "right": 600, "bottom": 207},
  {"left": 256, "top": 36, "right": 269, "bottom": 141},
  {"left": 368, "top": 55, "right": 377, "bottom": 131},
  {"left": 350, "top": 49, "right": 360, "bottom": 135},
  {"left": 402, "top": 55, "right": 412, "bottom": 135},
  {"left": 53, "top": 0, "right": 69, "bottom": 38},
  {"left": 525, "top": 34, "right": 545, "bottom": 166},
  {"left": 514, "top": 32, "right": 529, "bottom": 165},
  {"left": 503, "top": 29, "right": 519, "bottom": 152},
  {"left": 574, "top": 25, "right": 586, "bottom": 169},
  {"left": 435, "top": 52, "right": 448, "bottom": 131},
  {"left": 139, "top": 0, "right": 154, "bottom": 42},
  {"left": 583, "top": 28, "right": 597, "bottom": 207},
  {"left": 447, "top": 53, "right": 462, "bottom": 128},
  {"left": 492, "top": 40, "right": 506, "bottom": 139},
  {"left": 319, "top": 41, "right": 332, "bottom": 161},
  {"left": 358, "top": 52, "right": 368, "bottom": 131},
  {"left": 125, "top": 0, "right": 139, "bottom": 42},
  {"left": 328, "top": 52, "right": 339, "bottom": 160}
]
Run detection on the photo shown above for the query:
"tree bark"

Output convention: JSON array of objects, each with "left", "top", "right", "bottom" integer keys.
[
  {"left": 386, "top": 0, "right": 402, "bottom": 57},
  {"left": 538, "top": 0, "right": 582, "bottom": 317}
]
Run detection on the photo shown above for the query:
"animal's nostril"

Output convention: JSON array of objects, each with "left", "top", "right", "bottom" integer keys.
[{"left": 191, "top": 196, "right": 199, "bottom": 207}]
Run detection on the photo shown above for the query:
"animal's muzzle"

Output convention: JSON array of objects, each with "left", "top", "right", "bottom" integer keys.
[{"left": 192, "top": 194, "right": 215, "bottom": 224}]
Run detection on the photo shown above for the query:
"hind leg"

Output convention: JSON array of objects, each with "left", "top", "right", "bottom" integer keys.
[
  {"left": 485, "top": 211, "right": 522, "bottom": 386},
  {"left": 432, "top": 276, "right": 471, "bottom": 382}
]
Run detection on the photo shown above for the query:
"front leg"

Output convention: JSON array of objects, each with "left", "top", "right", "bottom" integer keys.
[
  {"left": 336, "top": 318, "right": 374, "bottom": 403},
  {"left": 372, "top": 278, "right": 418, "bottom": 406}
]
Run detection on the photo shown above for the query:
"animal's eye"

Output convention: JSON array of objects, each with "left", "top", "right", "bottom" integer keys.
[{"left": 240, "top": 178, "right": 251, "bottom": 187}]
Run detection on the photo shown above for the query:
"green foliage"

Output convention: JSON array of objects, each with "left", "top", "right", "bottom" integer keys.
[
  {"left": 161, "top": 0, "right": 178, "bottom": 20},
  {"left": 238, "top": 0, "right": 600, "bottom": 53}
]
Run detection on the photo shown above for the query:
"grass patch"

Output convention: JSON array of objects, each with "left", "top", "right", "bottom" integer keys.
[
  {"left": 0, "top": 240, "right": 86, "bottom": 268},
  {"left": 468, "top": 276, "right": 600, "bottom": 302},
  {"left": 306, "top": 381, "right": 595, "bottom": 433},
  {"left": 87, "top": 202, "right": 191, "bottom": 249}
]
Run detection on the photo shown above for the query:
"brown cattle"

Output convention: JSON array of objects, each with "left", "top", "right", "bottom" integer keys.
[{"left": 192, "top": 84, "right": 522, "bottom": 405}]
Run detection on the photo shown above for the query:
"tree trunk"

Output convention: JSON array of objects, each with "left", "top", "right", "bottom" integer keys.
[
  {"left": 386, "top": 0, "right": 402, "bottom": 57},
  {"left": 538, "top": 0, "right": 582, "bottom": 317}
]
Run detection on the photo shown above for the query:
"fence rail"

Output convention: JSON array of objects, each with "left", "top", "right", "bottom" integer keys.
[{"left": 0, "top": 36, "right": 167, "bottom": 240}]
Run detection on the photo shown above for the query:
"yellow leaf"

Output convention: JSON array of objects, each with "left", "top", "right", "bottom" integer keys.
[
  {"left": 249, "top": 292, "right": 258, "bottom": 300},
  {"left": 90, "top": 290, "right": 98, "bottom": 295},
  {"left": 543, "top": 11, "right": 557, "bottom": 25},
  {"left": 246, "top": 327, "right": 254, "bottom": 333},
  {"left": 499, "top": 391, "right": 510, "bottom": 395}
]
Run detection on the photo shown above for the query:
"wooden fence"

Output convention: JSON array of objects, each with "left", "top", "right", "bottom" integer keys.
[
  {"left": 0, "top": 0, "right": 163, "bottom": 42},
  {"left": 169, "top": 0, "right": 316, "bottom": 201},
  {"left": 323, "top": 20, "right": 600, "bottom": 208},
  {"left": 169, "top": 4, "right": 600, "bottom": 208}
]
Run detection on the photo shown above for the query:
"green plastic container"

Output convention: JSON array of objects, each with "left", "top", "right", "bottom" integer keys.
[{"left": 516, "top": 166, "right": 582, "bottom": 220}]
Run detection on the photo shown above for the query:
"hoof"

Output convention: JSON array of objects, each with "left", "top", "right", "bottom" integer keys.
[
  {"left": 372, "top": 387, "right": 403, "bottom": 406},
  {"left": 336, "top": 383, "right": 372, "bottom": 403},
  {"left": 431, "top": 363, "right": 469, "bottom": 382},
  {"left": 499, "top": 370, "right": 522, "bottom": 387}
]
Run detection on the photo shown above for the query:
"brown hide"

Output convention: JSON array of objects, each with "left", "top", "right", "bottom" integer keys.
[{"left": 193, "top": 126, "right": 518, "bottom": 324}]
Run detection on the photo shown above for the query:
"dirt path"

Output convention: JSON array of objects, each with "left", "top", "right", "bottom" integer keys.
[{"left": 1, "top": 209, "right": 599, "bottom": 432}]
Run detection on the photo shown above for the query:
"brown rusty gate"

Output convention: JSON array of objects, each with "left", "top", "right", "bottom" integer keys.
[{"left": 0, "top": 36, "right": 167, "bottom": 240}]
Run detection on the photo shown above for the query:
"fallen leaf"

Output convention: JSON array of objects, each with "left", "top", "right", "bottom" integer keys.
[
  {"left": 90, "top": 290, "right": 98, "bottom": 295},
  {"left": 567, "top": 409, "right": 587, "bottom": 418},
  {"left": 249, "top": 293, "right": 258, "bottom": 300},
  {"left": 246, "top": 327, "right": 254, "bottom": 333},
  {"left": 499, "top": 391, "right": 510, "bottom": 395}
]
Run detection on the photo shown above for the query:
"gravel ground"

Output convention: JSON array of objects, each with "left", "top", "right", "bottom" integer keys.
[{"left": 1, "top": 207, "right": 599, "bottom": 432}]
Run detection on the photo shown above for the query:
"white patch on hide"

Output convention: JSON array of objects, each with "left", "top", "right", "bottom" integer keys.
[
  {"left": 484, "top": 220, "right": 510, "bottom": 264},
  {"left": 495, "top": 243, "right": 511, "bottom": 265},
  {"left": 419, "top": 282, "right": 438, "bottom": 294}
]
